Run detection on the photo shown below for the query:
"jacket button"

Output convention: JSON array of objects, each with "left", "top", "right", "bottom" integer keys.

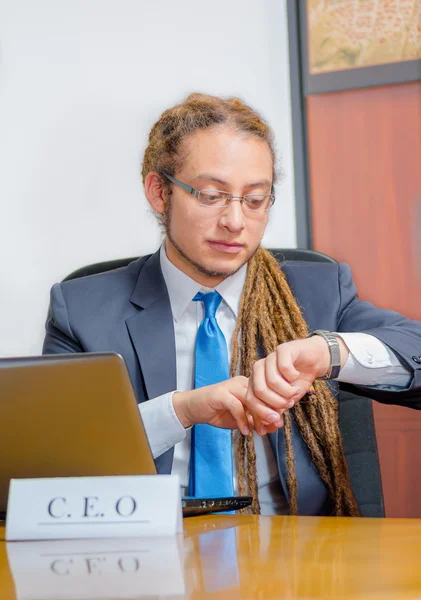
[{"left": 412, "top": 356, "right": 421, "bottom": 364}]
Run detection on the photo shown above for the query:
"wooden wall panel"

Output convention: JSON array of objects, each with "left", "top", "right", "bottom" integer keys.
[
  {"left": 374, "top": 403, "right": 421, "bottom": 518},
  {"left": 306, "top": 81, "right": 421, "bottom": 517}
]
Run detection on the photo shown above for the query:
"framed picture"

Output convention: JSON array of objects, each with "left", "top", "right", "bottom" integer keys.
[{"left": 300, "top": 0, "right": 421, "bottom": 94}]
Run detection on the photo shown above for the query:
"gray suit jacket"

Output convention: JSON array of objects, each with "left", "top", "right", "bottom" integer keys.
[{"left": 43, "top": 250, "right": 421, "bottom": 515}]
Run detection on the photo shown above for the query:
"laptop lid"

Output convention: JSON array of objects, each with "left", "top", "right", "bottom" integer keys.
[{"left": 0, "top": 353, "right": 156, "bottom": 513}]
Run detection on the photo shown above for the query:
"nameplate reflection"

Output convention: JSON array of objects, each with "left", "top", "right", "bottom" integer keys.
[{"left": 6, "top": 536, "right": 185, "bottom": 599}]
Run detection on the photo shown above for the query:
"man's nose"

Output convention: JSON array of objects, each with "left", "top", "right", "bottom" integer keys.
[{"left": 218, "top": 199, "right": 245, "bottom": 232}]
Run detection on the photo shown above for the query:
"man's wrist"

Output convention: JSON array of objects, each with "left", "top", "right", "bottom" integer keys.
[
  {"left": 172, "top": 391, "right": 193, "bottom": 428},
  {"left": 337, "top": 337, "right": 350, "bottom": 369},
  {"left": 308, "top": 330, "right": 349, "bottom": 379},
  {"left": 307, "top": 335, "right": 332, "bottom": 378}
]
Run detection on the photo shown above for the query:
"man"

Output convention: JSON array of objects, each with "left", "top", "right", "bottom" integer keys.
[{"left": 43, "top": 93, "right": 421, "bottom": 517}]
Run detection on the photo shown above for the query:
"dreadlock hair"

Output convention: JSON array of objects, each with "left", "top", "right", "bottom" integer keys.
[
  {"left": 141, "top": 92, "right": 360, "bottom": 517},
  {"left": 231, "top": 247, "right": 360, "bottom": 516}
]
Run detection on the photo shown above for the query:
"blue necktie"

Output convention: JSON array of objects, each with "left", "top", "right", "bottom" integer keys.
[{"left": 188, "top": 291, "right": 234, "bottom": 497}]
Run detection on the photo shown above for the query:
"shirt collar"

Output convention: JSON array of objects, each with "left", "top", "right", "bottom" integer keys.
[{"left": 159, "top": 244, "right": 247, "bottom": 322}]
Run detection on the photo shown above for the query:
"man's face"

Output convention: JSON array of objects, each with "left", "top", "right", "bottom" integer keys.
[{"left": 162, "top": 127, "right": 273, "bottom": 286}]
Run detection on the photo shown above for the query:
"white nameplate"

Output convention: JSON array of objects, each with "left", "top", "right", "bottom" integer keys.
[{"left": 6, "top": 475, "right": 183, "bottom": 541}]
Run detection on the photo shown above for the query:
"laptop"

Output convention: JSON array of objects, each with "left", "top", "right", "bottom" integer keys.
[{"left": 0, "top": 353, "right": 251, "bottom": 517}]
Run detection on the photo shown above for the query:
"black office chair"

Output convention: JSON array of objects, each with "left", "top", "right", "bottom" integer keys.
[{"left": 63, "top": 248, "right": 385, "bottom": 517}]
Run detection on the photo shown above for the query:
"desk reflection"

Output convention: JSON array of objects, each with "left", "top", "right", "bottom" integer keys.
[
  {"left": 7, "top": 536, "right": 185, "bottom": 599},
  {"left": 3, "top": 515, "right": 421, "bottom": 599},
  {"left": 183, "top": 515, "right": 421, "bottom": 599}
]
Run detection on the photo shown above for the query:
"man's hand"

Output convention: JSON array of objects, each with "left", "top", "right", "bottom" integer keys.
[
  {"left": 172, "top": 376, "right": 250, "bottom": 436},
  {"left": 245, "top": 336, "right": 349, "bottom": 435}
]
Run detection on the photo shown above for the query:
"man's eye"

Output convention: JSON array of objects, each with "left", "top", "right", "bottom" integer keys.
[
  {"left": 246, "top": 195, "right": 266, "bottom": 207},
  {"left": 200, "top": 192, "right": 225, "bottom": 203}
]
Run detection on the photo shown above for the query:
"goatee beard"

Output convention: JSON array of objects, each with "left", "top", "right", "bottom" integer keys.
[{"left": 163, "top": 201, "right": 254, "bottom": 282}]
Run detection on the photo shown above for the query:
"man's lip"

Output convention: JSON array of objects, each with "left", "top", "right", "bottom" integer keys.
[
  {"left": 207, "top": 240, "right": 243, "bottom": 247},
  {"left": 207, "top": 240, "right": 244, "bottom": 253}
]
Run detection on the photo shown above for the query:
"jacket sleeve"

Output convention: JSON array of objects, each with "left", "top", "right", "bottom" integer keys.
[
  {"left": 336, "top": 262, "right": 421, "bottom": 407},
  {"left": 42, "top": 283, "right": 83, "bottom": 354}
]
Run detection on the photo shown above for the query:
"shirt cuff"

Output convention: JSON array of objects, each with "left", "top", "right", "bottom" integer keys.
[
  {"left": 335, "top": 332, "right": 411, "bottom": 388},
  {"left": 138, "top": 391, "right": 187, "bottom": 459}
]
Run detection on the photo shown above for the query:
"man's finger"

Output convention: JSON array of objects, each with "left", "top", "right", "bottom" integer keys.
[
  {"left": 246, "top": 411, "right": 255, "bottom": 429},
  {"left": 276, "top": 345, "right": 300, "bottom": 382},
  {"left": 245, "top": 386, "right": 285, "bottom": 433},
  {"left": 228, "top": 377, "right": 250, "bottom": 403},
  {"left": 250, "top": 360, "right": 298, "bottom": 409},
  {"left": 227, "top": 396, "right": 250, "bottom": 436},
  {"left": 263, "top": 352, "right": 301, "bottom": 399},
  {"left": 259, "top": 416, "right": 284, "bottom": 435}
]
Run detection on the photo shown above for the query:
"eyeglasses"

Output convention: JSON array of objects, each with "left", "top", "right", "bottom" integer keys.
[{"left": 161, "top": 171, "right": 275, "bottom": 212}]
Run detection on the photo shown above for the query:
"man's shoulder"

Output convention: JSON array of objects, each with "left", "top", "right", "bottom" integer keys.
[
  {"left": 60, "top": 254, "right": 151, "bottom": 296},
  {"left": 273, "top": 259, "right": 353, "bottom": 330},
  {"left": 278, "top": 258, "right": 341, "bottom": 284},
  {"left": 49, "top": 252, "right": 162, "bottom": 326},
  {"left": 275, "top": 258, "right": 353, "bottom": 309}
]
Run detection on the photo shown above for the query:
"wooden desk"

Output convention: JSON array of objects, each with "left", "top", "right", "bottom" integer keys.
[{"left": 1, "top": 515, "right": 421, "bottom": 599}]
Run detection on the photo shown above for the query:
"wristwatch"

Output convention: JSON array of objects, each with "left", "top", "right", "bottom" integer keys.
[{"left": 308, "top": 330, "right": 341, "bottom": 380}]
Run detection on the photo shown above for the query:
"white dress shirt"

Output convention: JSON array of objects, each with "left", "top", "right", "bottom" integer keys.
[{"left": 139, "top": 246, "right": 411, "bottom": 514}]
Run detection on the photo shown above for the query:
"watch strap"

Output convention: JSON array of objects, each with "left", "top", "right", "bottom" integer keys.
[{"left": 308, "top": 330, "right": 341, "bottom": 380}]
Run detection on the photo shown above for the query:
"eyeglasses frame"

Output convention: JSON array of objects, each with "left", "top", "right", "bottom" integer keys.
[{"left": 161, "top": 171, "right": 275, "bottom": 211}]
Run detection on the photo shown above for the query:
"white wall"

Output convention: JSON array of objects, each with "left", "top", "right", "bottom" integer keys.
[{"left": 0, "top": 0, "right": 297, "bottom": 357}]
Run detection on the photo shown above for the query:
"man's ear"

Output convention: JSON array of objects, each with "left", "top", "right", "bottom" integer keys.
[{"left": 144, "top": 171, "right": 167, "bottom": 215}]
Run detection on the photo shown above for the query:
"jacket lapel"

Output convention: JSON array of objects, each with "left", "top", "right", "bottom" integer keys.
[{"left": 126, "top": 250, "right": 177, "bottom": 400}]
